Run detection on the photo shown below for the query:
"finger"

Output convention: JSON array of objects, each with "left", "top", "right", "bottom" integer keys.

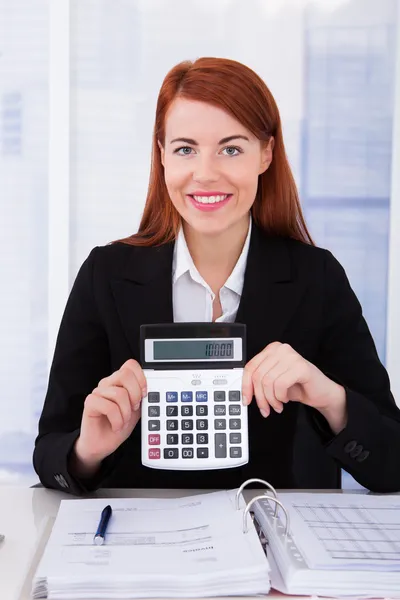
[
  {"left": 122, "top": 359, "right": 148, "bottom": 395},
  {"left": 242, "top": 350, "right": 272, "bottom": 406},
  {"left": 252, "top": 370, "right": 270, "bottom": 418},
  {"left": 118, "top": 366, "right": 143, "bottom": 411},
  {"left": 85, "top": 393, "right": 124, "bottom": 433},
  {"left": 251, "top": 352, "right": 281, "bottom": 413},
  {"left": 261, "top": 365, "right": 289, "bottom": 413},
  {"left": 93, "top": 385, "right": 132, "bottom": 426},
  {"left": 273, "top": 364, "right": 305, "bottom": 403}
]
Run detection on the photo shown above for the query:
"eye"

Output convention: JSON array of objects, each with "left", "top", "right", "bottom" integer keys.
[
  {"left": 173, "top": 146, "right": 194, "bottom": 156},
  {"left": 221, "top": 146, "right": 242, "bottom": 156}
]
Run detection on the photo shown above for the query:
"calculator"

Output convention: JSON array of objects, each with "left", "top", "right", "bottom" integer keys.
[{"left": 140, "top": 323, "right": 248, "bottom": 470}]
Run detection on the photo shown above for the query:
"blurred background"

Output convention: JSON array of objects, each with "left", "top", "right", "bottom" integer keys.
[{"left": 0, "top": 0, "right": 399, "bottom": 486}]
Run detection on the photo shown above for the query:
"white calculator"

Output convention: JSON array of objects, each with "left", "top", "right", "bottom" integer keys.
[{"left": 140, "top": 323, "right": 248, "bottom": 470}]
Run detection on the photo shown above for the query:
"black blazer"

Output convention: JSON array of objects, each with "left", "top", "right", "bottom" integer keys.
[{"left": 33, "top": 224, "right": 400, "bottom": 495}]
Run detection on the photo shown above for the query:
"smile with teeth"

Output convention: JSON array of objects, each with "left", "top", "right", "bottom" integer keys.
[{"left": 191, "top": 194, "right": 231, "bottom": 204}]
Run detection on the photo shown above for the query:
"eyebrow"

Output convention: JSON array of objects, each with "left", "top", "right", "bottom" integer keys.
[{"left": 170, "top": 135, "right": 250, "bottom": 145}]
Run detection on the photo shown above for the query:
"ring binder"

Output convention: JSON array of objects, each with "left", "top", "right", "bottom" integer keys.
[
  {"left": 235, "top": 478, "right": 277, "bottom": 510},
  {"left": 243, "top": 494, "right": 290, "bottom": 537}
]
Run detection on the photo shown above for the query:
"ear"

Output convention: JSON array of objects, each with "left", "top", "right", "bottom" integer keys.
[
  {"left": 157, "top": 140, "right": 165, "bottom": 167},
  {"left": 259, "top": 137, "right": 274, "bottom": 174}
]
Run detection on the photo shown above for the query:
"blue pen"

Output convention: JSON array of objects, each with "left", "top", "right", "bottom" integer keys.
[{"left": 93, "top": 505, "right": 112, "bottom": 546}]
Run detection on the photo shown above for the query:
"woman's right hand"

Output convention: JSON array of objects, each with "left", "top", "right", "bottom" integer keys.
[{"left": 72, "top": 359, "right": 147, "bottom": 476}]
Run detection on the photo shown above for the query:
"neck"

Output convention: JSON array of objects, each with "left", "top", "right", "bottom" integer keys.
[{"left": 182, "top": 214, "right": 250, "bottom": 291}]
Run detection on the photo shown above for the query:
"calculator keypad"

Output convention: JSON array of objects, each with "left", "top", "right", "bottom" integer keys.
[{"left": 143, "top": 370, "right": 247, "bottom": 469}]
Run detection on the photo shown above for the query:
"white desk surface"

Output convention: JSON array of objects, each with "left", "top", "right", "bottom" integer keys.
[{"left": 0, "top": 486, "right": 372, "bottom": 600}]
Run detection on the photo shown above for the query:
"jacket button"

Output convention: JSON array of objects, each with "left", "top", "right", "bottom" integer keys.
[
  {"left": 349, "top": 444, "right": 363, "bottom": 459},
  {"left": 356, "top": 450, "right": 370, "bottom": 462},
  {"left": 344, "top": 440, "right": 357, "bottom": 453}
]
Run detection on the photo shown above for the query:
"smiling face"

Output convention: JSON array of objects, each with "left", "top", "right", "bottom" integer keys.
[{"left": 158, "top": 98, "right": 273, "bottom": 237}]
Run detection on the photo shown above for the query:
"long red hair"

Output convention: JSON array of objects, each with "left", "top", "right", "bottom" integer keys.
[{"left": 113, "top": 57, "right": 313, "bottom": 246}]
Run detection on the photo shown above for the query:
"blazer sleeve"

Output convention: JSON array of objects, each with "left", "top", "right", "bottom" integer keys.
[
  {"left": 33, "top": 247, "right": 122, "bottom": 495},
  {"left": 307, "top": 249, "right": 400, "bottom": 493}
]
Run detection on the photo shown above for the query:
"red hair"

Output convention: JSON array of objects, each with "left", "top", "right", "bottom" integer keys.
[{"left": 113, "top": 57, "right": 313, "bottom": 246}]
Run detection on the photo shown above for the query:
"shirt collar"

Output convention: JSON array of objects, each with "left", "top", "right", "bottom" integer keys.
[{"left": 172, "top": 216, "right": 252, "bottom": 295}]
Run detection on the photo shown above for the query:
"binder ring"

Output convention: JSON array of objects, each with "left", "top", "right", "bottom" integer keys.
[
  {"left": 235, "top": 478, "right": 278, "bottom": 510},
  {"left": 243, "top": 494, "right": 290, "bottom": 537}
]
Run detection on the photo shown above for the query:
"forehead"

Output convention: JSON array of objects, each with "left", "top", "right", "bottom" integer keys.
[{"left": 164, "top": 98, "right": 253, "bottom": 141}]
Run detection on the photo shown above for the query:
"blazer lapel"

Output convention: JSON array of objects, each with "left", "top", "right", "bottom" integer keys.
[
  {"left": 110, "top": 242, "right": 175, "bottom": 359},
  {"left": 236, "top": 225, "right": 307, "bottom": 359}
]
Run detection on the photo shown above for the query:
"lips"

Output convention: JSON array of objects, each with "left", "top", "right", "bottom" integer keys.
[{"left": 187, "top": 194, "right": 233, "bottom": 212}]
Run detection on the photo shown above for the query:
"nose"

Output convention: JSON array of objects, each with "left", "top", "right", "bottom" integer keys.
[{"left": 192, "top": 156, "right": 220, "bottom": 184}]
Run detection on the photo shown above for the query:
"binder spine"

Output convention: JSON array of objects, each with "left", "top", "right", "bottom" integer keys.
[{"left": 243, "top": 495, "right": 290, "bottom": 536}]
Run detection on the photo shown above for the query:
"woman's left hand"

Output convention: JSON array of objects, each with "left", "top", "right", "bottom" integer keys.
[{"left": 242, "top": 342, "right": 348, "bottom": 434}]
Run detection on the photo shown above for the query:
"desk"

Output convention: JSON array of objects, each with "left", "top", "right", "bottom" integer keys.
[{"left": 0, "top": 486, "right": 361, "bottom": 600}]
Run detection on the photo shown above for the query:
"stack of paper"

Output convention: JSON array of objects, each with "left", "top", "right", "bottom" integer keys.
[
  {"left": 32, "top": 490, "right": 270, "bottom": 599},
  {"left": 253, "top": 492, "right": 400, "bottom": 598}
]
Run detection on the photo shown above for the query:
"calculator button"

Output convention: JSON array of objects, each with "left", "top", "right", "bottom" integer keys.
[
  {"left": 166, "top": 392, "right": 178, "bottom": 402},
  {"left": 215, "top": 419, "right": 226, "bottom": 430},
  {"left": 148, "top": 406, "right": 160, "bottom": 417},
  {"left": 196, "top": 391, "right": 208, "bottom": 402},
  {"left": 181, "top": 405, "right": 193, "bottom": 416},
  {"left": 148, "top": 392, "right": 160, "bottom": 403},
  {"left": 181, "top": 391, "right": 193, "bottom": 402},
  {"left": 182, "top": 433, "right": 193, "bottom": 445},
  {"left": 166, "top": 434, "right": 178, "bottom": 445},
  {"left": 148, "top": 420, "right": 160, "bottom": 431},
  {"left": 229, "top": 404, "right": 241, "bottom": 415},
  {"left": 229, "top": 419, "right": 241, "bottom": 429},
  {"left": 229, "top": 390, "right": 241, "bottom": 402},
  {"left": 230, "top": 432, "right": 241, "bottom": 444},
  {"left": 149, "top": 448, "right": 160, "bottom": 459},
  {"left": 196, "top": 405, "right": 208, "bottom": 416},
  {"left": 214, "top": 405, "right": 226, "bottom": 416},
  {"left": 214, "top": 391, "right": 226, "bottom": 402},
  {"left": 230, "top": 447, "right": 242, "bottom": 458},
  {"left": 213, "top": 379, "right": 228, "bottom": 385},
  {"left": 197, "top": 448, "right": 209, "bottom": 459},
  {"left": 191, "top": 379, "right": 201, "bottom": 386},
  {"left": 196, "top": 419, "right": 208, "bottom": 430},
  {"left": 166, "top": 420, "right": 178, "bottom": 430},
  {"left": 164, "top": 448, "right": 179, "bottom": 459},
  {"left": 182, "top": 448, "right": 194, "bottom": 459},
  {"left": 182, "top": 420, "right": 193, "bottom": 430},
  {"left": 148, "top": 434, "right": 160, "bottom": 445},
  {"left": 166, "top": 406, "right": 178, "bottom": 417},
  {"left": 215, "top": 433, "right": 227, "bottom": 458},
  {"left": 197, "top": 433, "right": 208, "bottom": 444}
]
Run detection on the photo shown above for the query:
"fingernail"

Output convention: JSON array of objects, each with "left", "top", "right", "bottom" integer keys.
[
  {"left": 242, "top": 396, "right": 248, "bottom": 406},
  {"left": 134, "top": 403, "right": 141, "bottom": 411},
  {"left": 260, "top": 409, "right": 268, "bottom": 418},
  {"left": 141, "top": 388, "right": 147, "bottom": 398},
  {"left": 275, "top": 406, "right": 283, "bottom": 413}
]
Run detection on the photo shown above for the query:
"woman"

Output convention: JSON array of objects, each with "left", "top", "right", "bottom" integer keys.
[{"left": 34, "top": 57, "right": 400, "bottom": 495}]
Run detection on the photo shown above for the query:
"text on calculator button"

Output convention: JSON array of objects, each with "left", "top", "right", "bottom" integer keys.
[
  {"left": 166, "top": 420, "right": 178, "bottom": 430},
  {"left": 230, "top": 447, "right": 242, "bottom": 458},
  {"left": 214, "top": 391, "right": 226, "bottom": 402},
  {"left": 215, "top": 419, "right": 226, "bottom": 430},
  {"left": 182, "top": 448, "right": 194, "bottom": 459},
  {"left": 215, "top": 433, "right": 227, "bottom": 458},
  {"left": 197, "top": 448, "right": 209, "bottom": 458},
  {"left": 148, "top": 420, "right": 160, "bottom": 431},
  {"left": 181, "top": 406, "right": 193, "bottom": 416},
  {"left": 148, "top": 406, "right": 160, "bottom": 417},
  {"left": 196, "top": 419, "right": 208, "bottom": 430},
  {"left": 196, "top": 405, "right": 208, "bottom": 416},
  {"left": 166, "top": 406, "right": 178, "bottom": 417},
  {"left": 197, "top": 433, "right": 208, "bottom": 444},
  {"left": 229, "top": 419, "right": 241, "bottom": 429},
  {"left": 230, "top": 432, "right": 241, "bottom": 444},
  {"left": 229, "top": 405, "right": 241, "bottom": 415},
  {"left": 148, "top": 434, "right": 160, "bottom": 445},
  {"left": 164, "top": 448, "right": 179, "bottom": 459},
  {"left": 166, "top": 392, "right": 178, "bottom": 402},
  {"left": 148, "top": 448, "right": 160, "bottom": 459},
  {"left": 214, "top": 405, "right": 226, "bottom": 416},
  {"left": 182, "top": 420, "right": 193, "bottom": 430},
  {"left": 181, "top": 391, "right": 193, "bottom": 402},
  {"left": 182, "top": 434, "right": 193, "bottom": 444},
  {"left": 166, "top": 434, "right": 178, "bottom": 445},
  {"left": 196, "top": 391, "right": 208, "bottom": 402}
]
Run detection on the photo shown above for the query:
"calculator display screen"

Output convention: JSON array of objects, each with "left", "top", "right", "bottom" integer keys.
[{"left": 153, "top": 340, "right": 234, "bottom": 360}]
